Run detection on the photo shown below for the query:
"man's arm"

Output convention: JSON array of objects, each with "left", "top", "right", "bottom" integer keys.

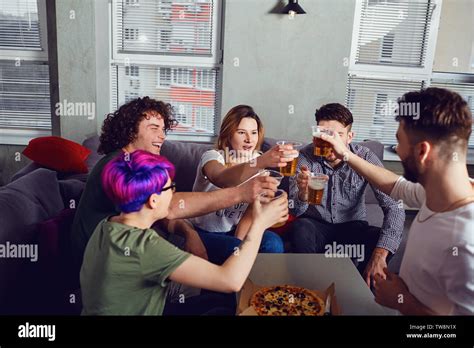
[
  {"left": 321, "top": 133, "right": 400, "bottom": 195},
  {"left": 360, "top": 150, "right": 406, "bottom": 286},
  {"left": 167, "top": 175, "right": 279, "bottom": 220},
  {"left": 374, "top": 271, "right": 437, "bottom": 315}
]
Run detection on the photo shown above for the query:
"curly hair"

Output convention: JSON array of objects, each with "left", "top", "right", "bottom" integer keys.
[{"left": 98, "top": 97, "right": 178, "bottom": 155}]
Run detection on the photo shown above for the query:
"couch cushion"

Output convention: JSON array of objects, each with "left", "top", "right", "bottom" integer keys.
[
  {"left": 59, "top": 179, "right": 86, "bottom": 209},
  {"left": 82, "top": 135, "right": 104, "bottom": 173},
  {"left": 34, "top": 208, "right": 81, "bottom": 314},
  {"left": 160, "top": 140, "right": 213, "bottom": 192},
  {"left": 0, "top": 168, "right": 65, "bottom": 313}
]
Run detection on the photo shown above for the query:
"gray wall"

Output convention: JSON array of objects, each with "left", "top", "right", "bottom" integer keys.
[
  {"left": 221, "top": 0, "right": 356, "bottom": 143},
  {"left": 55, "top": 0, "right": 99, "bottom": 144}
]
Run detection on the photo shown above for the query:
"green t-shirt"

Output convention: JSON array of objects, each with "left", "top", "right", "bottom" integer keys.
[
  {"left": 80, "top": 218, "right": 190, "bottom": 315},
  {"left": 70, "top": 150, "right": 121, "bottom": 267}
]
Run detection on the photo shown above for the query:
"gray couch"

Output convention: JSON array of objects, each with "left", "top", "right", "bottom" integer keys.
[
  {"left": 0, "top": 135, "right": 391, "bottom": 314},
  {"left": 82, "top": 135, "right": 386, "bottom": 227}
]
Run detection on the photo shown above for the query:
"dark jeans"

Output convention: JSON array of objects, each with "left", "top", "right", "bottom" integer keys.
[
  {"left": 196, "top": 227, "right": 284, "bottom": 265},
  {"left": 163, "top": 292, "right": 236, "bottom": 316},
  {"left": 288, "top": 218, "right": 382, "bottom": 274}
]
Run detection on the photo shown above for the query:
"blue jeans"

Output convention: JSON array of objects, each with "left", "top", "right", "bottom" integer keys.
[{"left": 196, "top": 227, "right": 284, "bottom": 265}]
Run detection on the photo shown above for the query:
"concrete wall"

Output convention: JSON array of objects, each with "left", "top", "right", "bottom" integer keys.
[
  {"left": 55, "top": 0, "right": 99, "bottom": 143},
  {"left": 220, "top": 0, "right": 356, "bottom": 143},
  {"left": 433, "top": 0, "right": 474, "bottom": 73}
]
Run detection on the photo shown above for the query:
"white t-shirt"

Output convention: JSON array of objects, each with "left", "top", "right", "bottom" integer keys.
[
  {"left": 189, "top": 149, "right": 249, "bottom": 233},
  {"left": 391, "top": 177, "right": 474, "bottom": 315}
]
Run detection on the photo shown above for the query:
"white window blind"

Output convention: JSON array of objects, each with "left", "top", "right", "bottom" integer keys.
[
  {"left": 355, "top": 0, "right": 437, "bottom": 68},
  {"left": 429, "top": 75, "right": 474, "bottom": 148},
  {"left": 0, "top": 0, "right": 51, "bottom": 145},
  {"left": 115, "top": 0, "right": 214, "bottom": 56},
  {"left": 346, "top": 75, "right": 423, "bottom": 144},
  {"left": 111, "top": 0, "right": 221, "bottom": 139},
  {"left": 346, "top": 0, "right": 441, "bottom": 148},
  {"left": 0, "top": 0, "right": 41, "bottom": 50}
]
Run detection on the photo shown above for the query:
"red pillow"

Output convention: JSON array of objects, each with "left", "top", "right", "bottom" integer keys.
[{"left": 23, "top": 136, "right": 91, "bottom": 173}]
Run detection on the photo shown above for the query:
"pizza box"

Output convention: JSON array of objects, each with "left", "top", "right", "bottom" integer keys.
[{"left": 237, "top": 278, "right": 342, "bottom": 316}]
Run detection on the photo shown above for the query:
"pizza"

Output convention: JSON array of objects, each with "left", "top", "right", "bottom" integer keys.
[{"left": 250, "top": 285, "right": 325, "bottom": 316}]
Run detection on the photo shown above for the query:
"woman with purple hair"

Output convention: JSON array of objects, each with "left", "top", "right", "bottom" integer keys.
[{"left": 80, "top": 150, "right": 289, "bottom": 315}]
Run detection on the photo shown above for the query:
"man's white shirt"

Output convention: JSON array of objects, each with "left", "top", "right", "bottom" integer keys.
[{"left": 390, "top": 177, "right": 474, "bottom": 315}]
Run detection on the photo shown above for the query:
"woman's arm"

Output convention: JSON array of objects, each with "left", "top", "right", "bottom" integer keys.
[
  {"left": 204, "top": 145, "right": 297, "bottom": 188},
  {"left": 169, "top": 194, "right": 289, "bottom": 292},
  {"left": 234, "top": 205, "right": 253, "bottom": 240}
]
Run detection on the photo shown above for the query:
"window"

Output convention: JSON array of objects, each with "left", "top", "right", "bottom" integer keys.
[
  {"left": 125, "top": 65, "right": 139, "bottom": 77},
  {"left": 125, "top": 0, "right": 139, "bottom": 6},
  {"left": 429, "top": 73, "right": 474, "bottom": 148},
  {"left": 380, "top": 32, "right": 395, "bottom": 62},
  {"left": 0, "top": 0, "right": 51, "bottom": 145},
  {"left": 124, "top": 28, "right": 139, "bottom": 40},
  {"left": 346, "top": 0, "right": 442, "bottom": 146},
  {"left": 157, "top": 67, "right": 171, "bottom": 87},
  {"left": 111, "top": 0, "right": 221, "bottom": 139}
]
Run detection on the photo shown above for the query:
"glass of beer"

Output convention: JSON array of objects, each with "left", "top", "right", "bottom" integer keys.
[
  {"left": 276, "top": 141, "right": 302, "bottom": 177},
  {"left": 312, "top": 126, "right": 334, "bottom": 158},
  {"left": 262, "top": 169, "right": 283, "bottom": 186},
  {"left": 269, "top": 189, "right": 288, "bottom": 228},
  {"left": 307, "top": 173, "right": 329, "bottom": 205}
]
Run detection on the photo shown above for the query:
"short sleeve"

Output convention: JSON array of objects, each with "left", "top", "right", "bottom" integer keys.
[
  {"left": 201, "top": 150, "right": 225, "bottom": 167},
  {"left": 139, "top": 230, "right": 190, "bottom": 287},
  {"left": 390, "top": 176, "right": 425, "bottom": 208}
]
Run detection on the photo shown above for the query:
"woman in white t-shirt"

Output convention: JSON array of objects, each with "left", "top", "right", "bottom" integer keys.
[{"left": 190, "top": 105, "right": 297, "bottom": 265}]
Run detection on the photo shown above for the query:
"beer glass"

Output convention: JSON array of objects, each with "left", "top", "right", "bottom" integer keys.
[
  {"left": 269, "top": 189, "right": 288, "bottom": 228},
  {"left": 276, "top": 141, "right": 302, "bottom": 177},
  {"left": 312, "top": 126, "right": 334, "bottom": 158},
  {"left": 307, "top": 173, "right": 329, "bottom": 205},
  {"left": 262, "top": 169, "right": 283, "bottom": 186}
]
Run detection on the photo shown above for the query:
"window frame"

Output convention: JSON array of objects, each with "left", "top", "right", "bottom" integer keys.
[
  {"left": 0, "top": 0, "right": 51, "bottom": 146},
  {"left": 348, "top": 0, "right": 442, "bottom": 78},
  {"left": 110, "top": 0, "right": 222, "bottom": 142}
]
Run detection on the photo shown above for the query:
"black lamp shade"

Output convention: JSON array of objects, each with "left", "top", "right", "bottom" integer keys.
[{"left": 281, "top": 0, "right": 306, "bottom": 14}]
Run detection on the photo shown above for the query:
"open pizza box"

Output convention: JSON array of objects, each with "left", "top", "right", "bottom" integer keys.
[{"left": 237, "top": 278, "right": 342, "bottom": 315}]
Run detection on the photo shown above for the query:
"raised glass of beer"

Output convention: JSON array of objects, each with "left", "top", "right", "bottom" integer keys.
[
  {"left": 257, "top": 169, "right": 284, "bottom": 199},
  {"left": 269, "top": 189, "right": 288, "bottom": 228},
  {"left": 276, "top": 141, "right": 302, "bottom": 177},
  {"left": 312, "top": 126, "right": 334, "bottom": 158},
  {"left": 307, "top": 173, "right": 329, "bottom": 205}
]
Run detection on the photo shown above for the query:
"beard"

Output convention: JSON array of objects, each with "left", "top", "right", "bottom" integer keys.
[{"left": 401, "top": 152, "right": 420, "bottom": 183}]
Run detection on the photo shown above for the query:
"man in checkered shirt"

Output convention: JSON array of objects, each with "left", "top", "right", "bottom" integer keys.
[{"left": 288, "top": 103, "right": 405, "bottom": 287}]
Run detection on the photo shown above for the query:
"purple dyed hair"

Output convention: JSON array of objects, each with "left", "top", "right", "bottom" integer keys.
[{"left": 102, "top": 150, "right": 175, "bottom": 213}]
